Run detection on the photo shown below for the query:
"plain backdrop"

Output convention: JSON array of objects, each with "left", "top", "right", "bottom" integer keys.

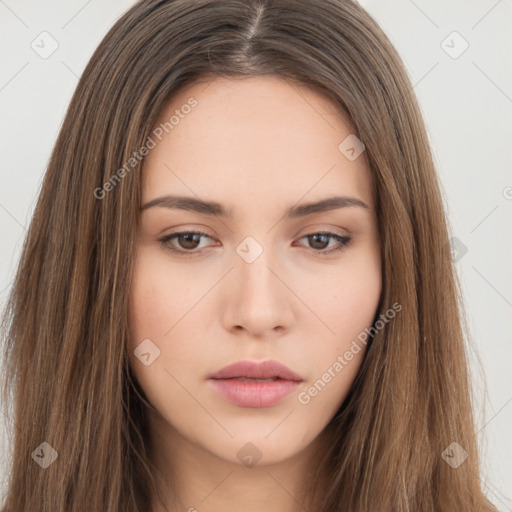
[{"left": 0, "top": 0, "right": 511, "bottom": 509}]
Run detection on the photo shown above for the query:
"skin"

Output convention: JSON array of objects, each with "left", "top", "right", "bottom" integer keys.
[{"left": 128, "top": 75, "right": 382, "bottom": 512}]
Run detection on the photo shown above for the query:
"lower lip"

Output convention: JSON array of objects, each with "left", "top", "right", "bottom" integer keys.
[{"left": 208, "top": 378, "right": 302, "bottom": 408}]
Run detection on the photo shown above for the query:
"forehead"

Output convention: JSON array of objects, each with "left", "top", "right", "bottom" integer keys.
[{"left": 142, "top": 76, "right": 374, "bottom": 214}]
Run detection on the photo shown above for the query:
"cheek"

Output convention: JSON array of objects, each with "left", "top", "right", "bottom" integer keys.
[
  {"left": 128, "top": 247, "right": 197, "bottom": 347},
  {"left": 128, "top": 248, "right": 213, "bottom": 385},
  {"left": 298, "top": 249, "right": 381, "bottom": 398},
  {"left": 127, "top": 253, "right": 194, "bottom": 410},
  {"left": 128, "top": 249, "right": 174, "bottom": 385},
  {"left": 338, "top": 268, "right": 381, "bottom": 337},
  {"left": 305, "top": 249, "right": 381, "bottom": 342}
]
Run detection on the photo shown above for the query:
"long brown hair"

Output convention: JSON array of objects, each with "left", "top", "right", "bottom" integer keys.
[{"left": 0, "top": 0, "right": 498, "bottom": 510}]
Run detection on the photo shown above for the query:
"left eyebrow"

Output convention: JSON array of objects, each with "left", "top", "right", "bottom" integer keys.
[
  {"left": 285, "top": 196, "right": 370, "bottom": 217},
  {"left": 140, "top": 194, "right": 370, "bottom": 218}
]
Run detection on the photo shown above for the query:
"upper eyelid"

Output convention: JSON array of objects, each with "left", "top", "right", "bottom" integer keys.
[
  {"left": 161, "top": 228, "right": 347, "bottom": 239},
  {"left": 160, "top": 222, "right": 350, "bottom": 237}
]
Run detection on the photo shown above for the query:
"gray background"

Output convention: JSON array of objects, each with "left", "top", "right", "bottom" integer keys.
[{"left": 0, "top": 0, "right": 511, "bottom": 509}]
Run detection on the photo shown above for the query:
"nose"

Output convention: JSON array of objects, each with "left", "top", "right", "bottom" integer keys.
[{"left": 221, "top": 248, "right": 295, "bottom": 339}]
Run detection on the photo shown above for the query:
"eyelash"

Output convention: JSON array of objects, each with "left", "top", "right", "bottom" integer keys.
[{"left": 157, "top": 230, "right": 353, "bottom": 257}]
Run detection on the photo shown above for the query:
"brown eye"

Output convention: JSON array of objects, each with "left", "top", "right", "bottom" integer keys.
[
  {"left": 295, "top": 232, "right": 353, "bottom": 255},
  {"left": 158, "top": 231, "right": 214, "bottom": 255},
  {"left": 175, "top": 233, "right": 202, "bottom": 250},
  {"left": 306, "top": 233, "right": 331, "bottom": 250}
]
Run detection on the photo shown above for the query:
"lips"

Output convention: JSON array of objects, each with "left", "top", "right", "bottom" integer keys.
[
  {"left": 209, "top": 359, "right": 303, "bottom": 382},
  {"left": 208, "top": 360, "right": 304, "bottom": 407}
]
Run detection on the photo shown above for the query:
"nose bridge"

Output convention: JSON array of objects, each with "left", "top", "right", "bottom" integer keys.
[
  {"left": 224, "top": 234, "right": 292, "bottom": 334},
  {"left": 235, "top": 235, "right": 280, "bottom": 305}
]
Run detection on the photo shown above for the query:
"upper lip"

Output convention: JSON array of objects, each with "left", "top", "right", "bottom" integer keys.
[{"left": 209, "top": 360, "right": 303, "bottom": 382}]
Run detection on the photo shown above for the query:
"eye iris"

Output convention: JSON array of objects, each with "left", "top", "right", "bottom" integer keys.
[
  {"left": 308, "top": 234, "right": 330, "bottom": 250},
  {"left": 179, "top": 233, "right": 201, "bottom": 250}
]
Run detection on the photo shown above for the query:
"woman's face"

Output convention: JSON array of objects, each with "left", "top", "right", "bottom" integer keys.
[{"left": 128, "top": 76, "right": 381, "bottom": 468}]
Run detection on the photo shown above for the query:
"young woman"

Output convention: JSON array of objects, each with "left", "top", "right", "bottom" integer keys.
[{"left": 0, "top": 0, "right": 499, "bottom": 510}]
